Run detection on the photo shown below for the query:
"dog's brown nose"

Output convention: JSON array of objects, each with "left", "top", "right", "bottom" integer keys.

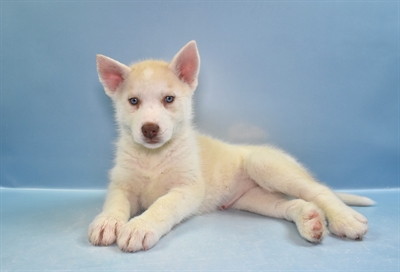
[{"left": 141, "top": 123, "right": 159, "bottom": 139}]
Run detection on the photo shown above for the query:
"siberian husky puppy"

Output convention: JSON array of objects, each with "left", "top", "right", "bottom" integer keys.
[{"left": 89, "top": 41, "right": 374, "bottom": 252}]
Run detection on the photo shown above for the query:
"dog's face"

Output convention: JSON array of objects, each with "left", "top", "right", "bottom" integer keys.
[{"left": 97, "top": 41, "right": 200, "bottom": 149}]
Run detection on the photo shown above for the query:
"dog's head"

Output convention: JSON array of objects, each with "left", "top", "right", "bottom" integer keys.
[{"left": 96, "top": 41, "right": 200, "bottom": 149}]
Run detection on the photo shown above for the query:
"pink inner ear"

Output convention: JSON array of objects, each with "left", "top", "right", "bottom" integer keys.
[
  {"left": 174, "top": 47, "right": 199, "bottom": 85},
  {"left": 102, "top": 72, "right": 124, "bottom": 92},
  {"left": 179, "top": 60, "right": 197, "bottom": 84},
  {"left": 97, "top": 55, "right": 128, "bottom": 94}
]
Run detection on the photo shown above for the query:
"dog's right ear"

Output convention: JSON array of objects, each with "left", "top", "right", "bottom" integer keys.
[{"left": 96, "top": 55, "right": 130, "bottom": 97}]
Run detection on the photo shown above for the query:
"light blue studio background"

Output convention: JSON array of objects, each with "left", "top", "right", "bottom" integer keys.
[
  {"left": 1, "top": 2, "right": 400, "bottom": 272},
  {"left": 1, "top": 1, "right": 398, "bottom": 190}
]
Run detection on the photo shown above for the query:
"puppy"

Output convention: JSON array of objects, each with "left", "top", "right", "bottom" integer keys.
[{"left": 89, "top": 41, "right": 374, "bottom": 252}]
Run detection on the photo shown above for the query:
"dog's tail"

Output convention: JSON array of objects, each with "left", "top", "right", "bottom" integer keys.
[{"left": 336, "top": 192, "right": 375, "bottom": 206}]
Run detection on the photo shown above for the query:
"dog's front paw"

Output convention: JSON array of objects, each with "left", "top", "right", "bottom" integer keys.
[
  {"left": 327, "top": 208, "right": 368, "bottom": 240},
  {"left": 117, "top": 218, "right": 160, "bottom": 252},
  {"left": 88, "top": 214, "right": 125, "bottom": 246}
]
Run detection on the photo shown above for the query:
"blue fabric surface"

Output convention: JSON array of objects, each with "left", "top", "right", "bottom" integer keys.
[{"left": 1, "top": 188, "right": 398, "bottom": 271}]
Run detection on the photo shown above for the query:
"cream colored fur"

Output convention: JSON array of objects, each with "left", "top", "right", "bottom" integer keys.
[{"left": 89, "top": 41, "right": 374, "bottom": 252}]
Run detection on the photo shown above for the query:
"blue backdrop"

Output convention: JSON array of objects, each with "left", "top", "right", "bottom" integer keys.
[{"left": 1, "top": 1, "right": 398, "bottom": 189}]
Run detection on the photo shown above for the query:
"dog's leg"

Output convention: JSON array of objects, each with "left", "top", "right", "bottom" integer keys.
[
  {"left": 117, "top": 184, "right": 203, "bottom": 252},
  {"left": 232, "top": 187, "right": 327, "bottom": 243},
  {"left": 88, "top": 184, "right": 138, "bottom": 246},
  {"left": 243, "top": 149, "right": 368, "bottom": 240}
]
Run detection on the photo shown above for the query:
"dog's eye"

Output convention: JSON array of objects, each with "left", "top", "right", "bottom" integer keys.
[
  {"left": 164, "top": 96, "right": 174, "bottom": 103},
  {"left": 129, "top": 97, "right": 139, "bottom": 106}
]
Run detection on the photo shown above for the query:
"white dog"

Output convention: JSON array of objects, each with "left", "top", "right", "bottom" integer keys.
[{"left": 89, "top": 41, "right": 374, "bottom": 252}]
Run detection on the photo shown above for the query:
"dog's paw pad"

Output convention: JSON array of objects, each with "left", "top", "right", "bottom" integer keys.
[{"left": 296, "top": 204, "right": 327, "bottom": 243}]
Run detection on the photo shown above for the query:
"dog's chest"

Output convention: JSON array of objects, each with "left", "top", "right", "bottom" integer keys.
[
  {"left": 135, "top": 168, "right": 178, "bottom": 210},
  {"left": 129, "top": 159, "right": 169, "bottom": 202},
  {"left": 126, "top": 149, "right": 195, "bottom": 210}
]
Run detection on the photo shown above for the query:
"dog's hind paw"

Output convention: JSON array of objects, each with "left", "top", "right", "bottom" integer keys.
[
  {"left": 88, "top": 214, "right": 125, "bottom": 246},
  {"left": 294, "top": 203, "right": 327, "bottom": 243},
  {"left": 327, "top": 208, "right": 368, "bottom": 240}
]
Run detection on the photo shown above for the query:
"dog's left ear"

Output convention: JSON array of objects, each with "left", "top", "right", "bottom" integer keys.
[{"left": 169, "top": 40, "right": 200, "bottom": 90}]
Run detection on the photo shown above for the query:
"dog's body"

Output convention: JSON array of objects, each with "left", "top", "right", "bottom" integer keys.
[{"left": 89, "top": 41, "right": 373, "bottom": 252}]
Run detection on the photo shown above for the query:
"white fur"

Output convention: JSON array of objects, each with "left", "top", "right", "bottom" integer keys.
[{"left": 89, "top": 41, "right": 373, "bottom": 252}]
